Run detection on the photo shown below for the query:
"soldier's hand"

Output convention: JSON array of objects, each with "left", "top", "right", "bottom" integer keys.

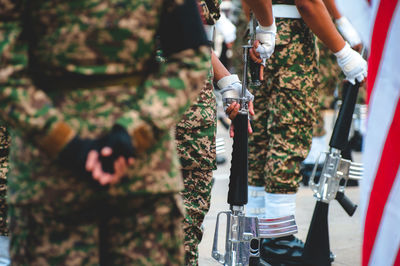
[
  {"left": 86, "top": 148, "right": 134, "bottom": 185},
  {"left": 58, "top": 124, "right": 135, "bottom": 183},
  {"left": 226, "top": 101, "right": 254, "bottom": 138},
  {"left": 252, "top": 22, "right": 276, "bottom": 65},
  {"left": 217, "top": 74, "right": 254, "bottom": 111},
  {"left": 335, "top": 42, "right": 367, "bottom": 85}
]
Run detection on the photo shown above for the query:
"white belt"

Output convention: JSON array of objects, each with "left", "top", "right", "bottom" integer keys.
[
  {"left": 272, "top": 4, "right": 301, "bottom": 19},
  {"left": 203, "top": 25, "right": 215, "bottom": 42}
]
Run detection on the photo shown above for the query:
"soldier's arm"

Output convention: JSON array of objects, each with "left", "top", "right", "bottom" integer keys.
[
  {"left": 295, "top": 0, "right": 345, "bottom": 52},
  {"left": 295, "top": 0, "right": 367, "bottom": 84},
  {"left": 242, "top": 0, "right": 273, "bottom": 27},
  {"left": 0, "top": 2, "right": 75, "bottom": 158},
  {"left": 114, "top": 0, "right": 211, "bottom": 155}
]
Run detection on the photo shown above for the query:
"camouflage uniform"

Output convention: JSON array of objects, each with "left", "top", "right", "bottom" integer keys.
[
  {"left": 0, "top": 0, "right": 210, "bottom": 264},
  {"left": 0, "top": 125, "right": 9, "bottom": 237},
  {"left": 248, "top": 0, "right": 319, "bottom": 193},
  {"left": 175, "top": 0, "right": 219, "bottom": 264}
]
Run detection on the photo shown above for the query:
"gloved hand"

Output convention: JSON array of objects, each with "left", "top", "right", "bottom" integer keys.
[
  {"left": 335, "top": 42, "right": 367, "bottom": 84},
  {"left": 58, "top": 124, "right": 136, "bottom": 178},
  {"left": 217, "top": 74, "right": 254, "bottom": 111},
  {"left": 254, "top": 21, "right": 276, "bottom": 65},
  {"left": 335, "top": 17, "right": 362, "bottom": 48}
]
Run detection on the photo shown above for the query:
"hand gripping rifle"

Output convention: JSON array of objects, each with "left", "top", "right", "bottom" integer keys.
[
  {"left": 211, "top": 45, "right": 298, "bottom": 266},
  {"left": 302, "top": 81, "right": 364, "bottom": 266}
]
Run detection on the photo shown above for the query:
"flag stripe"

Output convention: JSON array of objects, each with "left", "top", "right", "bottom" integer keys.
[
  {"left": 395, "top": 246, "right": 400, "bottom": 266},
  {"left": 363, "top": 98, "right": 400, "bottom": 265},
  {"left": 367, "top": 0, "right": 398, "bottom": 103}
]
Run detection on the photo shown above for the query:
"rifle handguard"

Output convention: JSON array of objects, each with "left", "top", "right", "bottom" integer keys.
[
  {"left": 329, "top": 81, "right": 360, "bottom": 150},
  {"left": 228, "top": 113, "right": 249, "bottom": 206}
]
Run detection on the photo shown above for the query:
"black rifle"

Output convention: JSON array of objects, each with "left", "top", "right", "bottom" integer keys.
[
  {"left": 212, "top": 45, "right": 297, "bottom": 266},
  {"left": 302, "top": 81, "right": 363, "bottom": 266}
]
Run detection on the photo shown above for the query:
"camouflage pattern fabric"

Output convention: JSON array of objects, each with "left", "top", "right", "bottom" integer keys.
[
  {"left": 198, "top": 0, "right": 221, "bottom": 25},
  {"left": 0, "top": 0, "right": 210, "bottom": 205},
  {"left": 176, "top": 73, "right": 217, "bottom": 171},
  {"left": 175, "top": 0, "right": 218, "bottom": 263},
  {"left": 9, "top": 194, "right": 184, "bottom": 266},
  {"left": 0, "top": 0, "right": 210, "bottom": 263},
  {"left": 180, "top": 170, "right": 213, "bottom": 265},
  {"left": 248, "top": 18, "right": 319, "bottom": 193},
  {"left": 0, "top": 125, "right": 9, "bottom": 236}
]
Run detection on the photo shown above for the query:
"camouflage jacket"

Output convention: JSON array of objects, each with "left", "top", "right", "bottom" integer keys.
[
  {"left": 0, "top": 0, "right": 210, "bottom": 205},
  {"left": 0, "top": 125, "right": 8, "bottom": 236}
]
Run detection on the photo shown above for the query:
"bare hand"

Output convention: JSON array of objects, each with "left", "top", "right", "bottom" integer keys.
[
  {"left": 85, "top": 147, "right": 134, "bottom": 185},
  {"left": 226, "top": 101, "right": 254, "bottom": 138}
]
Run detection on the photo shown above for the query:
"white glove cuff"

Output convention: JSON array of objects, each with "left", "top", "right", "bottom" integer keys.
[
  {"left": 334, "top": 42, "right": 351, "bottom": 60},
  {"left": 217, "top": 74, "right": 240, "bottom": 89},
  {"left": 335, "top": 16, "right": 350, "bottom": 30},
  {"left": 258, "top": 20, "right": 277, "bottom": 34},
  {"left": 264, "top": 193, "right": 296, "bottom": 219}
]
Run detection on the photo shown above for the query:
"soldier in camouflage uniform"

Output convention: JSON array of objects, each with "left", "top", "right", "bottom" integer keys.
[
  {"left": 244, "top": 0, "right": 367, "bottom": 264},
  {"left": 0, "top": 0, "right": 210, "bottom": 264},
  {"left": 0, "top": 125, "right": 9, "bottom": 265}
]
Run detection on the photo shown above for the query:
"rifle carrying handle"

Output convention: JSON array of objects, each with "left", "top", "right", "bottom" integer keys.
[
  {"left": 335, "top": 191, "right": 357, "bottom": 216},
  {"left": 228, "top": 113, "right": 248, "bottom": 206},
  {"left": 329, "top": 81, "right": 361, "bottom": 150}
]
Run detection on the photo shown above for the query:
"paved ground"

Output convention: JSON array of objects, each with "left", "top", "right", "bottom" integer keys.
[{"left": 198, "top": 110, "right": 363, "bottom": 266}]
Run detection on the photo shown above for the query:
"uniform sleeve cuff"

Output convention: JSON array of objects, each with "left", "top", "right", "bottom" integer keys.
[
  {"left": 116, "top": 112, "right": 156, "bottom": 154},
  {"left": 39, "top": 121, "right": 76, "bottom": 158}
]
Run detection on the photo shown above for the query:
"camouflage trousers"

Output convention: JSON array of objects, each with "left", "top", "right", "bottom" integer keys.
[
  {"left": 0, "top": 125, "right": 9, "bottom": 237},
  {"left": 248, "top": 18, "right": 319, "bottom": 193},
  {"left": 9, "top": 194, "right": 185, "bottom": 266},
  {"left": 175, "top": 75, "right": 216, "bottom": 265},
  {"left": 180, "top": 170, "right": 213, "bottom": 266}
]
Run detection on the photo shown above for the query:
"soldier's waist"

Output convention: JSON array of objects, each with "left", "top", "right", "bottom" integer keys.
[{"left": 33, "top": 73, "right": 143, "bottom": 91}]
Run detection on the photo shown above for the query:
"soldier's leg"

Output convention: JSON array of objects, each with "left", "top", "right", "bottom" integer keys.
[
  {"left": 181, "top": 170, "right": 213, "bottom": 265},
  {"left": 247, "top": 82, "right": 271, "bottom": 217},
  {"left": 9, "top": 204, "right": 100, "bottom": 266},
  {"left": 105, "top": 194, "right": 185, "bottom": 266}
]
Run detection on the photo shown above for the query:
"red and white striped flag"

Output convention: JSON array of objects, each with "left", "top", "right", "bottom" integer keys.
[{"left": 336, "top": 0, "right": 400, "bottom": 265}]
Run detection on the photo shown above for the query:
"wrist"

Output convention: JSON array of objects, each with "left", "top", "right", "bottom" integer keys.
[
  {"left": 258, "top": 20, "right": 276, "bottom": 33},
  {"left": 334, "top": 42, "right": 351, "bottom": 59},
  {"left": 217, "top": 74, "right": 240, "bottom": 89}
]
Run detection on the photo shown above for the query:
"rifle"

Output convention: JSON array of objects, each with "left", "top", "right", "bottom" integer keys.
[
  {"left": 211, "top": 45, "right": 297, "bottom": 266},
  {"left": 302, "top": 81, "right": 363, "bottom": 266}
]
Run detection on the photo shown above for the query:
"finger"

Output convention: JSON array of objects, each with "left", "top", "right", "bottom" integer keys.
[
  {"left": 101, "top": 146, "right": 113, "bottom": 157},
  {"left": 259, "top": 65, "right": 264, "bottom": 81},
  {"left": 249, "top": 49, "right": 262, "bottom": 64},
  {"left": 248, "top": 101, "right": 255, "bottom": 116},
  {"left": 225, "top": 102, "right": 236, "bottom": 114},
  {"left": 229, "top": 124, "right": 235, "bottom": 138},
  {"left": 248, "top": 120, "right": 253, "bottom": 134},
  {"left": 110, "top": 157, "right": 126, "bottom": 185},
  {"left": 128, "top": 157, "right": 135, "bottom": 166},
  {"left": 86, "top": 150, "right": 99, "bottom": 172},
  {"left": 229, "top": 103, "right": 240, "bottom": 120}
]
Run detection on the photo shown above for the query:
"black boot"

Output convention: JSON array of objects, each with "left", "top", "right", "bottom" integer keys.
[{"left": 259, "top": 235, "right": 335, "bottom": 266}]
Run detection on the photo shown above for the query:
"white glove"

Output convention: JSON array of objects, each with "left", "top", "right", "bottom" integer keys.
[
  {"left": 255, "top": 21, "right": 276, "bottom": 65},
  {"left": 215, "top": 13, "right": 237, "bottom": 44},
  {"left": 335, "top": 16, "right": 362, "bottom": 48},
  {"left": 335, "top": 42, "right": 367, "bottom": 84},
  {"left": 217, "top": 74, "right": 254, "bottom": 110}
]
